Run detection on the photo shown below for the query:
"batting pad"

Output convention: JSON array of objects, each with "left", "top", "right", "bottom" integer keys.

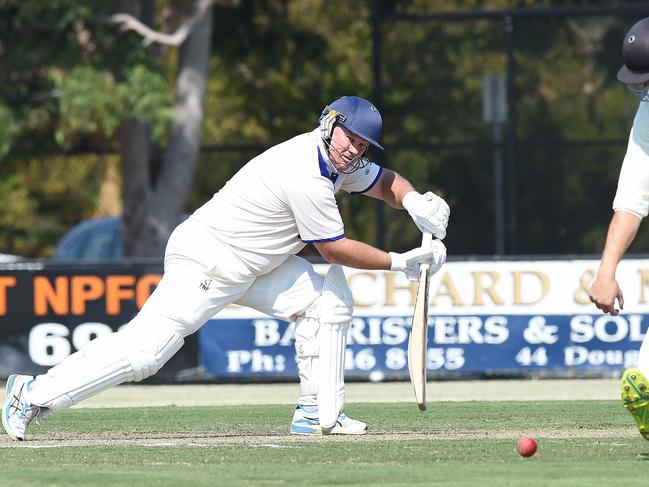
[
  {"left": 317, "top": 265, "right": 353, "bottom": 429},
  {"left": 26, "top": 322, "right": 184, "bottom": 413}
]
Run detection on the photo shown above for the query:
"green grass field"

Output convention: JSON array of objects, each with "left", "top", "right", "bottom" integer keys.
[{"left": 2, "top": 399, "right": 647, "bottom": 486}]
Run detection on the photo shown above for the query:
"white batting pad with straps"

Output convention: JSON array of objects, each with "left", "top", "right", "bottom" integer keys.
[
  {"left": 294, "top": 314, "right": 320, "bottom": 405},
  {"left": 26, "top": 321, "right": 184, "bottom": 413},
  {"left": 315, "top": 265, "right": 353, "bottom": 429}
]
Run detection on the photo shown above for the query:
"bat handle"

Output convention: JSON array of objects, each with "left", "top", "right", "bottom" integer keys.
[{"left": 420, "top": 232, "right": 433, "bottom": 272}]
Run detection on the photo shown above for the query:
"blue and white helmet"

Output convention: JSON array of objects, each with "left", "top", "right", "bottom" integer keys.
[
  {"left": 319, "top": 96, "right": 383, "bottom": 173},
  {"left": 319, "top": 96, "right": 384, "bottom": 150}
]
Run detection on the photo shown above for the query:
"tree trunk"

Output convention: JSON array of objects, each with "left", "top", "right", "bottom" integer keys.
[
  {"left": 118, "top": 119, "right": 153, "bottom": 257},
  {"left": 120, "top": 0, "right": 214, "bottom": 258}
]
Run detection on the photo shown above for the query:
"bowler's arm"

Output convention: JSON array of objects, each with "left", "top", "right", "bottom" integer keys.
[
  {"left": 589, "top": 211, "right": 641, "bottom": 315},
  {"left": 590, "top": 104, "right": 649, "bottom": 315}
]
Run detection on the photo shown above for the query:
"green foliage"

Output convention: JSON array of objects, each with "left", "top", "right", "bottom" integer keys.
[
  {"left": 0, "top": 104, "right": 19, "bottom": 160},
  {"left": 189, "top": 2, "right": 649, "bottom": 255},
  {"left": 0, "top": 155, "right": 112, "bottom": 256},
  {"left": 0, "top": 0, "right": 647, "bottom": 257},
  {"left": 124, "top": 65, "right": 175, "bottom": 142},
  {"left": 52, "top": 66, "right": 126, "bottom": 147},
  {"left": 0, "top": 1, "right": 174, "bottom": 256},
  {"left": 52, "top": 65, "right": 173, "bottom": 147},
  {"left": 204, "top": 0, "right": 373, "bottom": 145}
]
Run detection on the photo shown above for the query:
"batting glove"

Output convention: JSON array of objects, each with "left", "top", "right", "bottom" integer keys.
[
  {"left": 402, "top": 191, "right": 450, "bottom": 240},
  {"left": 389, "top": 240, "right": 447, "bottom": 281}
]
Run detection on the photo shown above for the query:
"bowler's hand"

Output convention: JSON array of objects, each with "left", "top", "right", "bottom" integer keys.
[
  {"left": 402, "top": 191, "right": 450, "bottom": 240},
  {"left": 588, "top": 276, "right": 624, "bottom": 316},
  {"left": 389, "top": 240, "right": 446, "bottom": 281}
]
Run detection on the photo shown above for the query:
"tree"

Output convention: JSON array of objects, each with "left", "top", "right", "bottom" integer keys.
[
  {"left": 0, "top": 0, "right": 226, "bottom": 258},
  {"left": 110, "top": 0, "right": 218, "bottom": 257},
  {"left": 0, "top": 0, "right": 642, "bottom": 258}
]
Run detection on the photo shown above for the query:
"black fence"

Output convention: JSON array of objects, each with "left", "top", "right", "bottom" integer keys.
[{"left": 366, "top": 3, "right": 649, "bottom": 256}]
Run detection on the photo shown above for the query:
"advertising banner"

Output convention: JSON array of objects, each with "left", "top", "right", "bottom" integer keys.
[
  {"left": 0, "top": 261, "right": 197, "bottom": 378},
  {"left": 2, "top": 258, "right": 649, "bottom": 380},
  {"left": 198, "top": 258, "right": 649, "bottom": 379}
]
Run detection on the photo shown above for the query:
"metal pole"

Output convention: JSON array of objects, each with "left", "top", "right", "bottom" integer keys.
[
  {"left": 492, "top": 121, "right": 505, "bottom": 255},
  {"left": 371, "top": 5, "right": 385, "bottom": 250},
  {"left": 504, "top": 15, "right": 518, "bottom": 254},
  {"left": 482, "top": 74, "right": 506, "bottom": 255}
]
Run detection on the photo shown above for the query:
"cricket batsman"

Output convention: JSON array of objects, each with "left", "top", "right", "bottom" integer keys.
[
  {"left": 3, "top": 95, "right": 448, "bottom": 440},
  {"left": 589, "top": 17, "right": 649, "bottom": 440}
]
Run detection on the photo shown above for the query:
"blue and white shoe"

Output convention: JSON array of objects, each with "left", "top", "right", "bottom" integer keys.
[
  {"left": 2, "top": 374, "right": 46, "bottom": 441},
  {"left": 289, "top": 404, "right": 367, "bottom": 435}
]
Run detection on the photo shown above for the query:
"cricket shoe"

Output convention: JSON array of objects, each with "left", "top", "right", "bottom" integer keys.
[
  {"left": 2, "top": 374, "right": 47, "bottom": 441},
  {"left": 621, "top": 367, "right": 649, "bottom": 440},
  {"left": 289, "top": 404, "right": 367, "bottom": 435}
]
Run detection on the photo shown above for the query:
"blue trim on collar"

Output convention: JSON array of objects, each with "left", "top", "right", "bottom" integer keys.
[{"left": 317, "top": 147, "right": 339, "bottom": 184}]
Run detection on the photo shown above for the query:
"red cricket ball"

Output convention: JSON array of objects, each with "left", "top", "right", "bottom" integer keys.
[{"left": 516, "top": 435, "right": 538, "bottom": 457}]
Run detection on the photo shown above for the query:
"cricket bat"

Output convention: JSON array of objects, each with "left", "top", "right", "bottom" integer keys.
[{"left": 407, "top": 232, "right": 433, "bottom": 411}]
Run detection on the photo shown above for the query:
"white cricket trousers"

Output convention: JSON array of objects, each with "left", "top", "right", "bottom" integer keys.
[{"left": 27, "top": 219, "right": 323, "bottom": 412}]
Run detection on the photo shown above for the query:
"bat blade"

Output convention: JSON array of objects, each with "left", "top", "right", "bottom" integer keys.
[{"left": 408, "top": 234, "right": 433, "bottom": 411}]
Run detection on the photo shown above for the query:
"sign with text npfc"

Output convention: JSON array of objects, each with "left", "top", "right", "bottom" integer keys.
[{"left": 0, "top": 262, "right": 197, "bottom": 377}]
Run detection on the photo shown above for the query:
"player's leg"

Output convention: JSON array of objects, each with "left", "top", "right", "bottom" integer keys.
[
  {"left": 236, "top": 257, "right": 366, "bottom": 435},
  {"left": 2, "top": 278, "right": 186, "bottom": 440},
  {"left": 621, "top": 337, "right": 649, "bottom": 440},
  {"left": 2, "top": 308, "right": 187, "bottom": 441},
  {"left": 3, "top": 221, "right": 253, "bottom": 440}
]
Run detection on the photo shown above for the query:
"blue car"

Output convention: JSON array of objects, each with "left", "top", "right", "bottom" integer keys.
[
  {"left": 54, "top": 215, "right": 190, "bottom": 260},
  {"left": 53, "top": 217, "right": 123, "bottom": 260},
  {"left": 52, "top": 214, "right": 189, "bottom": 260}
]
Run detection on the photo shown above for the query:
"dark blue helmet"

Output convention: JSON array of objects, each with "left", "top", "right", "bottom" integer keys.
[
  {"left": 618, "top": 17, "right": 649, "bottom": 101},
  {"left": 319, "top": 96, "right": 384, "bottom": 150}
]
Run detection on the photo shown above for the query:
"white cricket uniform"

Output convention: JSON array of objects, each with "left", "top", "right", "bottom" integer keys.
[
  {"left": 191, "top": 128, "right": 383, "bottom": 276},
  {"left": 613, "top": 101, "right": 649, "bottom": 218},
  {"left": 26, "top": 128, "right": 383, "bottom": 413},
  {"left": 151, "top": 127, "right": 383, "bottom": 335}
]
